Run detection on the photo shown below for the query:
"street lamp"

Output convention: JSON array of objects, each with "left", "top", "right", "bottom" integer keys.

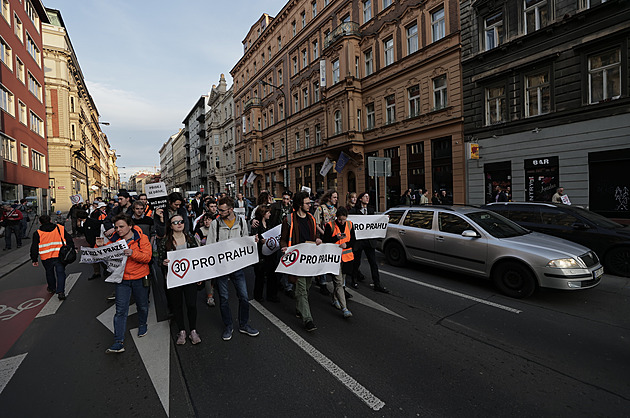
[
  {"left": 73, "top": 121, "right": 110, "bottom": 200},
  {"left": 259, "top": 80, "right": 289, "bottom": 190}
]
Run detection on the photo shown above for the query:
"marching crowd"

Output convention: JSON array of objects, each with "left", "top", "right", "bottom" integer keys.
[{"left": 27, "top": 188, "right": 390, "bottom": 354}]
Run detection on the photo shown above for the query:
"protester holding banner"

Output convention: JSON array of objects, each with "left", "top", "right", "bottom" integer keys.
[
  {"left": 157, "top": 214, "right": 202, "bottom": 345},
  {"left": 280, "top": 191, "right": 322, "bottom": 332},
  {"left": 251, "top": 205, "right": 279, "bottom": 303},
  {"left": 76, "top": 210, "right": 107, "bottom": 281},
  {"left": 349, "top": 193, "right": 390, "bottom": 294},
  {"left": 323, "top": 206, "right": 355, "bottom": 319},
  {"left": 102, "top": 214, "right": 152, "bottom": 354},
  {"left": 192, "top": 213, "right": 217, "bottom": 307},
  {"left": 268, "top": 190, "right": 294, "bottom": 297},
  {"left": 207, "top": 196, "right": 260, "bottom": 341},
  {"left": 155, "top": 192, "right": 190, "bottom": 238},
  {"left": 313, "top": 190, "right": 338, "bottom": 296}
]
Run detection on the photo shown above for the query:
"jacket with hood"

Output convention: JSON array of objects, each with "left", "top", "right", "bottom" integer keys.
[
  {"left": 30, "top": 222, "right": 74, "bottom": 263},
  {"left": 107, "top": 227, "right": 152, "bottom": 280}
]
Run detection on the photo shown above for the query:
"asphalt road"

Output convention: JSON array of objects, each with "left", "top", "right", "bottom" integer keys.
[{"left": 1, "top": 244, "right": 629, "bottom": 417}]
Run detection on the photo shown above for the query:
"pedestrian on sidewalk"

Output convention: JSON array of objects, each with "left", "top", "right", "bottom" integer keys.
[
  {"left": 158, "top": 214, "right": 202, "bottom": 345},
  {"left": 15, "top": 199, "right": 29, "bottom": 239},
  {"left": 30, "top": 214, "right": 74, "bottom": 300},
  {"left": 1, "top": 204, "right": 23, "bottom": 250},
  {"left": 100, "top": 214, "right": 152, "bottom": 354}
]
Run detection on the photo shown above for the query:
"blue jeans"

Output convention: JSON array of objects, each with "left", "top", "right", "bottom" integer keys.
[
  {"left": 42, "top": 257, "right": 66, "bottom": 293},
  {"left": 113, "top": 278, "right": 149, "bottom": 343},
  {"left": 216, "top": 269, "right": 249, "bottom": 328}
]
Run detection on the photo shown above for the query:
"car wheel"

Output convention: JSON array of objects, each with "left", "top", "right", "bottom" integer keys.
[
  {"left": 604, "top": 246, "right": 630, "bottom": 277},
  {"left": 385, "top": 241, "right": 406, "bottom": 267},
  {"left": 492, "top": 261, "right": 537, "bottom": 299}
]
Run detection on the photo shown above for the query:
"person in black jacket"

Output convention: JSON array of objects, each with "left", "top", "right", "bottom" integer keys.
[
  {"left": 103, "top": 190, "right": 134, "bottom": 237},
  {"left": 77, "top": 210, "right": 107, "bottom": 280},
  {"left": 349, "top": 193, "right": 390, "bottom": 293},
  {"left": 154, "top": 192, "right": 190, "bottom": 238}
]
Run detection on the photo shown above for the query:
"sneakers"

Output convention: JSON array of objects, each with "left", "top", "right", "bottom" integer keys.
[
  {"left": 239, "top": 324, "right": 260, "bottom": 337},
  {"left": 305, "top": 321, "right": 317, "bottom": 332},
  {"left": 189, "top": 330, "right": 202, "bottom": 344},
  {"left": 106, "top": 292, "right": 116, "bottom": 301},
  {"left": 57, "top": 292, "right": 66, "bottom": 300},
  {"left": 332, "top": 299, "right": 341, "bottom": 310},
  {"left": 138, "top": 325, "right": 148, "bottom": 337},
  {"left": 106, "top": 342, "right": 125, "bottom": 353},
  {"left": 374, "top": 285, "right": 390, "bottom": 294},
  {"left": 342, "top": 308, "right": 353, "bottom": 318},
  {"left": 176, "top": 330, "right": 186, "bottom": 345},
  {"left": 206, "top": 296, "right": 216, "bottom": 307},
  {"left": 222, "top": 326, "right": 233, "bottom": 341}
]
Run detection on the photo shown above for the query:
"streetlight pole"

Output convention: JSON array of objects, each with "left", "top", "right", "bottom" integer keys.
[
  {"left": 259, "top": 80, "right": 289, "bottom": 190},
  {"left": 73, "top": 121, "right": 110, "bottom": 201}
]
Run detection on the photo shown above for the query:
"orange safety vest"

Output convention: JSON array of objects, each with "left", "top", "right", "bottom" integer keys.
[
  {"left": 144, "top": 207, "right": 153, "bottom": 218},
  {"left": 287, "top": 212, "right": 317, "bottom": 247},
  {"left": 97, "top": 211, "right": 107, "bottom": 221},
  {"left": 328, "top": 220, "right": 354, "bottom": 263},
  {"left": 38, "top": 225, "right": 66, "bottom": 260}
]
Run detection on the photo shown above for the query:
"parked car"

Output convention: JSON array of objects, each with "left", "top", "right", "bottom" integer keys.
[
  {"left": 378, "top": 206, "right": 603, "bottom": 298},
  {"left": 483, "top": 202, "right": 630, "bottom": 277}
]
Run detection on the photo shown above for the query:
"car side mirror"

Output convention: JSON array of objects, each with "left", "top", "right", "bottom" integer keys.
[
  {"left": 571, "top": 222, "right": 590, "bottom": 230},
  {"left": 462, "top": 230, "right": 480, "bottom": 238}
]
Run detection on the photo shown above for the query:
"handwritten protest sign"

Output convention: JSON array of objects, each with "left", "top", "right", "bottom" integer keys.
[
  {"left": 347, "top": 214, "right": 389, "bottom": 240},
  {"left": 166, "top": 236, "right": 258, "bottom": 289},
  {"left": 261, "top": 224, "right": 282, "bottom": 256},
  {"left": 146, "top": 182, "right": 168, "bottom": 211},
  {"left": 69, "top": 194, "right": 84, "bottom": 205},
  {"left": 80, "top": 241, "right": 129, "bottom": 283},
  {"left": 275, "top": 243, "right": 342, "bottom": 276}
]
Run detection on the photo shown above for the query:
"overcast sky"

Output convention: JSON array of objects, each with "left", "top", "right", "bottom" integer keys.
[{"left": 45, "top": 0, "right": 288, "bottom": 180}]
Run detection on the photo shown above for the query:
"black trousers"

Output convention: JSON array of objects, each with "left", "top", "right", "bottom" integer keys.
[
  {"left": 352, "top": 241, "right": 381, "bottom": 286},
  {"left": 167, "top": 283, "right": 198, "bottom": 331},
  {"left": 254, "top": 255, "right": 278, "bottom": 300}
]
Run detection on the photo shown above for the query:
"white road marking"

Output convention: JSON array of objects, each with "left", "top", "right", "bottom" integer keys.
[
  {"left": 35, "top": 273, "right": 81, "bottom": 318},
  {"left": 381, "top": 271, "right": 522, "bottom": 314},
  {"left": 343, "top": 287, "right": 406, "bottom": 319},
  {"left": 97, "top": 302, "right": 137, "bottom": 333},
  {"left": 251, "top": 300, "right": 385, "bottom": 411},
  {"left": 0, "top": 353, "right": 27, "bottom": 395}
]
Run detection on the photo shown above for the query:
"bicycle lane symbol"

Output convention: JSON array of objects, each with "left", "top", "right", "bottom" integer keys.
[{"left": 0, "top": 285, "right": 52, "bottom": 359}]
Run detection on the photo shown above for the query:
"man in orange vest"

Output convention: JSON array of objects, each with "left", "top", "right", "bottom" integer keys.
[
  {"left": 30, "top": 214, "right": 75, "bottom": 300},
  {"left": 323, "top": 206, "right": 355, "bottom": 319}
]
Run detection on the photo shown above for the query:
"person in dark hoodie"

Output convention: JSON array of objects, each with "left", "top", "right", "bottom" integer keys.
[{"left": 30, "top": 214, "right": 75, "bottom": 300}]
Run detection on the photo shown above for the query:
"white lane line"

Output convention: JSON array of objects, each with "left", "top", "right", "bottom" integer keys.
[
  {"left": 97, "top": 301, "right": 137, "bottom": 334},
  {"left": 381, "top": 271, "right": 522, "bottom": 314},
  {"left": 251, "top": 300, "right": 385, "bottom": 411},
  {"left": 344, "top": 287, "right": 406, "bottom": 320},
  {"left": 35, "top": 273, "right": 81, "bottom": 318},
  {"left": 0, "top": 353, "right": 27, "bottom": 395}
]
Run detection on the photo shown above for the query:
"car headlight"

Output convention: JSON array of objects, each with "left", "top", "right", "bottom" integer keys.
[{"left": 547, "top": 258, "right": 581, "bottom": 269}]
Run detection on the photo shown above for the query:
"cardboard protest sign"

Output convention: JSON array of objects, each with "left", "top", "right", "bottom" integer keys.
[
  {"left": 70, "top": 194, "right": 84, "bottom": 205},
  {"left": 166, "top": 236, "right": 258, "bottom": 289},
  {"left": 146, "top": 182, "right": 168, "bottom": 211},
  {"left": 275, "top": 243, "right": 342, "bottom": 276},
  {"left": 261, "top": 224, "right": 282, "bottom": 256},
  {"left": 347, "top": 214, "right": 389, "bottom": 240}
]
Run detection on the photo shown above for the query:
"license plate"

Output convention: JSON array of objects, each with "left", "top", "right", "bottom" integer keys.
[{"left": 593, "top": 266, "right": 604, "bottom": 279}]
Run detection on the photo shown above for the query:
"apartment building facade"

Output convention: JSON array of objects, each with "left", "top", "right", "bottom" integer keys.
[
  {"left": 183, "top": 96, "right": 209, "bottom": 193},
  {"left": 462, "top": 0, "right": 630, "bottom": 219},
  {"left": 159, "top": 133, "right": 174, "bottom": 192},
  {"left": 231, "top": 0, "right": 464, "bottom": 207},
  {"left": 0, "top": 0, "right": 49, "bottom": 208}
]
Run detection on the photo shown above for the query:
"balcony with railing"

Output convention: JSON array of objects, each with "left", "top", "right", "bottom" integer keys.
[
  {"left": 244, "top": 97, "right": 261, "bottom": 112},
  {"left": 324, "top": 22, "right": 360, "bottom": 49}
]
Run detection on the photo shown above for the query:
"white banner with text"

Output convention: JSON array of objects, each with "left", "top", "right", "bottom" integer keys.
[
  {"left": 275, "top": 243, "right": 342, "bottom": 276},
  {"left": 347, "top": 215, "right": 389, "bottom": 240}
]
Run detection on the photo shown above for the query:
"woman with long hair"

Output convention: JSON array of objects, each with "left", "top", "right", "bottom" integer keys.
[
  {"left": 251, "top": 205, "right": 279, "bottom": 303},
  {"left": 157, "top": 214, "right": 202, "bottom": 345},
  {"left": 346, "top": 192, "right": 357, "bottom": 211}
]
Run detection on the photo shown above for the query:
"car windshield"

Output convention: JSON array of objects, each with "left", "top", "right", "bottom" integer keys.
[
  {"left": 467, "top": 211, "right": 530, "bottom": 238},
  {"left": 569, "top": 206, "right": 625, "bottom": 229}
]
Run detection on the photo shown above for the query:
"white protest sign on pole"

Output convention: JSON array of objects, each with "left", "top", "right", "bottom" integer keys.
[
  {"left": 561, "top": 195, "right": 571, "bottom": 205},
  {"left": 166, "top": 236, "right": 258, "bottom": 289},
  {"left": 275, "top": 243, "right": 342, "bottom": 276},
  {"left": 301, "top": 186, "right": 312, "bottom": 194},
  {"left": 146, "top": 182, "right": 168, "bottom": 211},
  {"left": 261, "top": 224, "right": 282, "bottom": 256},
  {"left": 347, "top": 214, "right": 389, "bottom": 240},
  {"left": 319, "top": 157, "right": 334, "bottom": 177},
  {"left": 69, "top": 194, "right": 84, "bottom": 205}
]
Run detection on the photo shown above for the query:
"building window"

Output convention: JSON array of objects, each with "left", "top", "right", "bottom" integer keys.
[
  {"left": 385, "top": 95, "right": 396, "bottom": 124},
  {"left": 261, "top": 52, "right": 265, "bottom": 65},
  {"left": 305, "top": 128, "right": 310, "bottom": 148},
  {"left": 363, "top": 0, "right": 372, "bottom": 23},
  {"left": 18, "top": 100, "right": 26, "bottom": 124},
  {"left": 589, "top": 49, "right": 621, "bottom": 103},
  {"left": 408, "top": 85, "right": 420, "bottom": 117},
  {"left": 383, "top": 0, "right": 392, "bottom": 9},
  {"left": 0, "top": 84, "right": 14, "bottom": 116},
  {"left": 313, "top": 40, "right": 319, "bottom": 59},
  {"left": 296, "top": 132, "right": 301, "bottom": 151},
  {"left": 315, "top": 124, "right": 321, "bottom": 145},
  {"left": 355, "top": 56, "right": 359, "bottom": 77},
  {"left": 332, "top": 59, "right": 340, "bottom": 84},
  {"left": 279, "top": 102, "right": 284, "bottom": 120},
  {"left": 20, "top": 144, "right": 28, "bottom": 167},
  {"left": 301, "top": 11, "right": 306, "bottom": 28},
  {"left": 485, "top": 12, "right": 504, "bottom": 50},
  {"left": 272, "top": 143, "right": 275, "bottom": 159},
  {"left": 270, "top": 108, "right": 274, "bottom": 125},
  {"left": 578, "top": 0, "right": 590, "bottom": 10},
  {"left": 525, "top": 71, "right": 550, "bottom": 117},
  {"left": 71, "top": 123, "right": 76, "bottom": 139},
  {"left": 364, "top": 49, "right": 373, "bottom": 75},
  {"left": 292, "top": 56, "right": 298, "bottom": 75},
  {"left": 292, "top": 21, "right": 296, "bottom": 36},
  {"left": 357, "top": 109, "right": 362, "bottom": 131},
  {"left": 14, "top": 14, "right": 23, "bottom": 43},
  {"left": 2, "top": 137, "right": 17, "bottom": 162},
  {"left": 432, "top": 8, "right": 445, "bottom": 42},
  {"left": 24, "top": 0, "right": 40, "bottom": 30},
  {"left": 524, "top": 0, "right": 548, "bottom": 34},
  {"left": 30, "top": 110, "right": 43, "bottom": 136},
  {"left": 268, "top": 46, "right": 272, "bottom": 59},
  {"left": 293, "top": 93, "right": 299, "bottom": 113},
  {"left": 366, "top": 103, "right": 375, "bottom": 129},
  {"left": 1, "top": 36, "right": 12, "bottom": 70},
  {"left": 27, "top": 72, "right": 42, "bottom": 101},
  {"left": 16, "top": 57, "right": 24, "bottom": 83},
  {"left": 259, "top": 149, "right": 262, "bottom": 162},
  {"left": 383, "top": 37, "right": 394, "bottom": 66},
  {"left": 281, "top": 138, "right": 286, "bottom": 156},
  {"left": 32, "top": 150, "right": 45, "bottom": 172},
  {"left": 312, "top": 1, "right": 317, "bottom": 17},
  {"left": 278, "top": 35, "right": 282, "bottom": 49},
  {"left": 303, "top": 87, "right": 309, "bottom": 108},
  {"left": 324, "top": 0, "right": 330, "bottom": 6},
  {"left": 433, "top": 75, "right": 447, "bottom": 110},
  {"left": 1, "top": 0, "right": 9, "bottom": 24},
  {"left": 302, "top": 49, "right": 307, "bottom": 68},
  {"left": 313, "top": 81, "right": 320, "bottom": 102},
  {"left": 407, "top": 24, "right": 418, "bottom": 55},
  {"left": 486, "top": 86, "right": 506, "bottom": 125},
  {"left": 26, "top": 32, "right": 40, "bottom": 66},
  {"left": 334, "top": 110, "right": 342, "bottom": 134},
  {"left": 278, "top": 69, "right": 283, "bottom": 85}
]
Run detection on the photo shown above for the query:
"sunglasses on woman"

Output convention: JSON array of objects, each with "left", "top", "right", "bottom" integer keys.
[{"left": 171, "top": 220, "right": 185, "bottom": 225}]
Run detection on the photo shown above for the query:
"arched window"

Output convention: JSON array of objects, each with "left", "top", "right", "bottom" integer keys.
[{"left": 334, "top": 110, "right": 342, "bottom": 134}]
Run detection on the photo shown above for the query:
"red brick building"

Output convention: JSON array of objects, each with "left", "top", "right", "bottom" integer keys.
[{"left": 0, "top": 0, "right": 49, "bottom": 208}]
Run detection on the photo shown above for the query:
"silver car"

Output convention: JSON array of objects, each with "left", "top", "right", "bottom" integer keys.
[{"left": 378, "top": 206, "right": 603, "bottom": 298}]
